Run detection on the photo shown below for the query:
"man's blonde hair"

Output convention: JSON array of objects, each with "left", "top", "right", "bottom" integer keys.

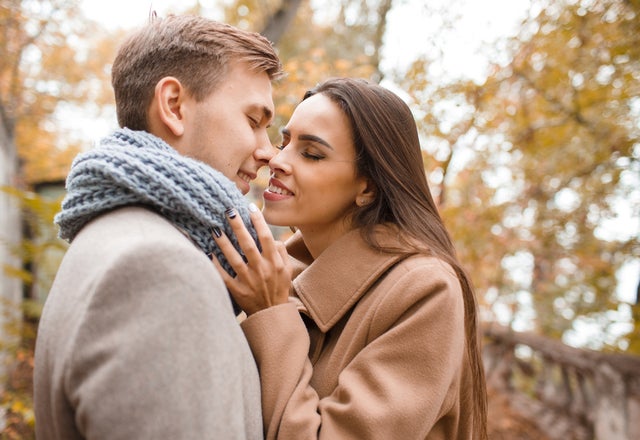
[{"left": 111, "top": 14, "right": 283, "bottom": 130}]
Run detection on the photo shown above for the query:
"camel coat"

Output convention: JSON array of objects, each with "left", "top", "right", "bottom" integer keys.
[
  {"left": 241, "top": 227, "right": 475, "bottom": 439},
  {"left": 34, "top": 207, "right": 262, "bottom": 439}
]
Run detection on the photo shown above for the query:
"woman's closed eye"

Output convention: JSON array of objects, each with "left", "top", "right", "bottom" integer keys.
[
  {"left": 301, "top": 150, "right": 324, "bottom": 161},
  {"left": 275, "top": 144, "right": 324, "bottom": 161}
]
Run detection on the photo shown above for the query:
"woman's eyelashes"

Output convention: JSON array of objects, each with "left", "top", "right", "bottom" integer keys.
[
  {"left": 274, "top": 143, "right": 325, "bottom": 161},
  {"left": 301, "top": 150, "right": 323, "bottom": 161}
]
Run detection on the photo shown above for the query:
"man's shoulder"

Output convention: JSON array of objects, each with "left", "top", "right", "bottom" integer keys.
[
  {"left": 59, "top": 206, "right": 207, "bottom": 280},
  {"left": 53, "top": 206, "right": 223, "bottom": 306},
  {"left": 72, "top": 206, "right": 192, "bottom": 250},
  {"left": 80, "top": 206, "right": 180, "bottom": 235}
]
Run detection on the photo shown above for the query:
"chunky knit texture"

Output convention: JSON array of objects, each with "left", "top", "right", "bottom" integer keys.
[{"left": 55, "top": 128, "right": 258, "bottom": 277}]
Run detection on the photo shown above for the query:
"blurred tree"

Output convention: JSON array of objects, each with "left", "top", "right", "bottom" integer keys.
[
  {"left": 404, "top": 0, "right": 640, "bottom": 352},
  {"left": 0, "top": 0, "right": 116, "bottom": 185},
  {"left": 0, "top": 0, "right": 117, "bottom": 308}
]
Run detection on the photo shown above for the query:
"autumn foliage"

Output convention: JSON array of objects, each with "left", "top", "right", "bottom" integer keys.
[{"left": 1, "top": 0, "right": 639, "bottom": 437}]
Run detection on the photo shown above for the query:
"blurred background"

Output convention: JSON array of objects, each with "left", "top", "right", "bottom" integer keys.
[{"left": 0, "top": 0, "right": 638, "bottom": 438}]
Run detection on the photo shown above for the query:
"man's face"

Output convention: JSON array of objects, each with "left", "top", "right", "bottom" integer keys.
[{"left": 177, "top": 62, "right": 276, "bottom": 194}]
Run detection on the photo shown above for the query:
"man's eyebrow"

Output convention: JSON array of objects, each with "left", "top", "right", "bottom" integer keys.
[{"left": 280, "top": 128, "right": 334, "bottom": 150}]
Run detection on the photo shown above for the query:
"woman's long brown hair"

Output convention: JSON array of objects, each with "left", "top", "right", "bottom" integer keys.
[{"left": 304, "top": 78, "right": 488, "bottom": 439}]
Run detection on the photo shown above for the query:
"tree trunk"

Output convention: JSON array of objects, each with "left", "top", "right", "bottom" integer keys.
[
  {"left": 260, "top": 0, "right": 305, "bottom": 45},
  {"left": 370, "top": 0, "right": 394, "bottom": 82},
  {"left": 0, "top": 104, "right": 22, "bottom": 422}
]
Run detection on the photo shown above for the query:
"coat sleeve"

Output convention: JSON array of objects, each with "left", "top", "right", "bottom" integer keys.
[
  {"left": 64, "top": 240, "right": 261, "bottom": 440},
  {"left": 241, "top": 260, "right": 467, "bottom": 440}
]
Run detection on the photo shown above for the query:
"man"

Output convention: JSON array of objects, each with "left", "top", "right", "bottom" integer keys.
[{"left": 34, "top": 14, "right": 283, "bottom": 439}]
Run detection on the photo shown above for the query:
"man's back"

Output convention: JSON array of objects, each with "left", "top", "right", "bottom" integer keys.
[{"left": 34, "top": 206, "right": 262, "bottom": 439}]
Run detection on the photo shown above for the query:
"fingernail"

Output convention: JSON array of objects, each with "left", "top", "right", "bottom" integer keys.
[
  {"left": 212, "top": 226, "right": 222, "bottom": 238},
  {"left": 248, "top": 203, "right": 259, "bottom": 213},
  {"left": 225, "top": 207, "right": 237, "bottom": 219}
]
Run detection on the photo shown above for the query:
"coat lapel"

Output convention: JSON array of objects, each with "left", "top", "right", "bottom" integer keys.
[{"left": 286, "top": 229, "right": 407, "bottom": 333}]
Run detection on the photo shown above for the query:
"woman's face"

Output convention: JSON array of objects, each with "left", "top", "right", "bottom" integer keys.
[{"left": 263, "top": 93, "right": 368, "bottom": 236}]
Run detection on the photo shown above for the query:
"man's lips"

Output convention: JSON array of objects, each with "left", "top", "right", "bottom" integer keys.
[{"left": 238, "top": 171, "right": 254, "bottom": 184}]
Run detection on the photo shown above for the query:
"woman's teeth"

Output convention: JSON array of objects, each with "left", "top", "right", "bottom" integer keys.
[{"left": 268, "top": 184, "right": 292, "bottom": 196}]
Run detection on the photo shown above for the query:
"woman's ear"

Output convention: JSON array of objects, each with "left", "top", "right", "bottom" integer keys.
[
  {"left": 152, "top": 77, "right": 186, "bottom": 137},
  {"left": 356, "top": 178, "right": 377, "bottom": 207}
]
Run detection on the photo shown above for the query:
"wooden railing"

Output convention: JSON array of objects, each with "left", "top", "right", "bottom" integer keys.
[{"left": 483, "top": 324, "right": 640, "bottom": 440}]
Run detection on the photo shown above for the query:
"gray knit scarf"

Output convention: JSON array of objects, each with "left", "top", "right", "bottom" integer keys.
[{"left": 55, "top": 128, "right": 257, "bottom": 279}]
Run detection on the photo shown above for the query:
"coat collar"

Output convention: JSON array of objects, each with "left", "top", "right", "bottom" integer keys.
[{"left": 286, "top": 227, "right": 407, "bottom": 333}]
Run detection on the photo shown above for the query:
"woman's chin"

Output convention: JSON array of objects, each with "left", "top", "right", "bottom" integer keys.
[{"left": 261, "top": 209, "right": 290, "bottom": 228}]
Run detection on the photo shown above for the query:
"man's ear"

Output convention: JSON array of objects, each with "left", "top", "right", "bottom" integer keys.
[
  {"left": 356, "top": 178, "right": 377, "bottom": 207},
  {"left": 152, "top": 77, "right": 186, "bottom": 137}
]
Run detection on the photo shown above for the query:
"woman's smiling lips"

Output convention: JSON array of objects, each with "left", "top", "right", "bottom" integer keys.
[{"left": 264, "top": 177, "right": 294, "bottom": 201}]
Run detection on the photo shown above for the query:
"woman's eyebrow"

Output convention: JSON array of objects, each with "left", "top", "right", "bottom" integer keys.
[{"left": 280, "top": 128, "right": 334, "bottom": 150}]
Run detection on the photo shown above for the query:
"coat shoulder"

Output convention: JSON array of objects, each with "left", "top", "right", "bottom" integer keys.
[
  {"left": 363, "top": 254, "right": 465, "bottom": 330},
  {"left": 381, "top": 254, "right": 462, "bottom": 300}
]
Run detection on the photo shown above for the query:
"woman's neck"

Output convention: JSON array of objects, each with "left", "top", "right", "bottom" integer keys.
[{"left": 298, "top": 222, "right": 354, "bottom": 260}]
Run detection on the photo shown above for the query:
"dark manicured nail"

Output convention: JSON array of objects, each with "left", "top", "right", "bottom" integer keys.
[
  {"left": 212, "top": 226, "right": 222, "bottom": 238},
  {"left": 225, "top": 207, "right": 237, "bottom": 219}
]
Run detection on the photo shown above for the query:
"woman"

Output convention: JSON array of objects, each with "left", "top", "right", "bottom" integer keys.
[{"left": 212, "top": 78, "right": 488, "bottom": 439}]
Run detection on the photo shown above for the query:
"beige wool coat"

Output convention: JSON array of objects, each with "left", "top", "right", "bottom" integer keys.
[
  {"left": 34, "top": 207, "right": 262, "bottom": 440},
  {"left": 241, "top": 227, "right": 476, "bottom": 439}
]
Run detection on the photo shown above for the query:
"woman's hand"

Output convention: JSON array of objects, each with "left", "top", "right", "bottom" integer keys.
[{"left": 211, "top": 204, "right": 292, "bottom": 315}]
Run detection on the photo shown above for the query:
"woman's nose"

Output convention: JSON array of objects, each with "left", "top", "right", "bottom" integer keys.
[{"left": 269, "top": 147, "right": 292, "bottom": 174}]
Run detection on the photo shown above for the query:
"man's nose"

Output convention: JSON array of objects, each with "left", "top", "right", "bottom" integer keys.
[
  {"left": 254, "top": 132, "right": 275, "bottom": 164},
  {"left": 268, "top": 147, "right": 292, "bottom": 175}
]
